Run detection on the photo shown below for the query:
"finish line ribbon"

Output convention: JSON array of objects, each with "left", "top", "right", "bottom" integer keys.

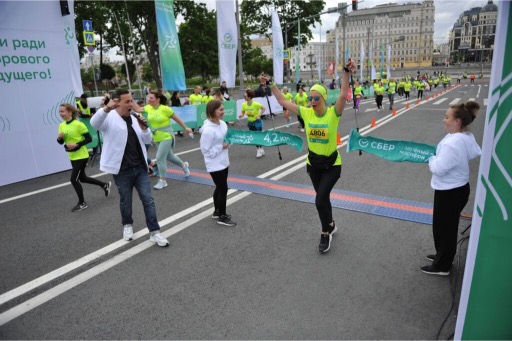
[
  {"left": 225, "top": 129, "right": 304, "bottom": 152},
  {"left": 347, "top": 128, "right": 436, "bottom": 163}
]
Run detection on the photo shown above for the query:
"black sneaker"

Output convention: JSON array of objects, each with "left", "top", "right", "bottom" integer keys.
[
  {"left": 318, "top": 233, "right": 332, "bottom": 253},
  {"left": 72, "top": 202, "right": 88, "bottom": 212},
  {"left": 217, "top": 214, "right": 237, "bottom": 226},
  {"left": 103, "top": 181, "right": 111, "bottom": 197},
  {"left": 420, "top": 265, "right": 450, "bottom": 276},
  {"left": 212, "top": 209, "right": 220, "bottom": 219},
  {"left": 426, "top": 254, "right": 436, "bottom": 262},
  {"left": 328, "top": 221, "right": 337, "bottom": 235}
]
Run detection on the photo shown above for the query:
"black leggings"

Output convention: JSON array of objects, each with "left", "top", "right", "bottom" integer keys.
[
  {"left": 297, "top": 115, "right": 305, "bottom": 129},
  {"left": 70, "top": 158, "right": 106, "bottom": 203},
  {"left": 307, "top": 164, "right": 342, "bottom": 233},
  {"left": 210, "top": 167, "right": 229, "bottom": 216},
  {"left": 376, "top": 95, "right": 383, "bottom": 109},
  {"left": 417, "top": 90, "right": 423, "bottom": 99},
  {"left": 432, "top": 183, "right": 470, "bottom": 270},
  {"left": 404, "top": 91, "right": 410, "bottom": 100}
]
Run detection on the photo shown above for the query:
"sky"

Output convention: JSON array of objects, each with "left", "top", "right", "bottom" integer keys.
[{"left": 105, "top": 0, "right": 495, "bottom": 61}]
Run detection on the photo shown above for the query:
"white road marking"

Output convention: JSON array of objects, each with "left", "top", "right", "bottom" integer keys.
[
  {"left": 449, "top": 98, "right": 462, "bottom": 105},
  {"left": 433, "top": 98, "right": 448, "bottom": 105}
]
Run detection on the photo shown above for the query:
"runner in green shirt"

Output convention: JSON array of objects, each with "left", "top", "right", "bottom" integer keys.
[
  {"left": 57, "top": 103, "right": 110, "bottom": 212},
  {"left": 239, "top": 89, "right": 266, "bottom": 158},
  {"left": 282, "top": 86, "right": 293, "bottom": 128},
  {"left": 132, "top": 91, "right": 193, "bottom": 190},
  {"left": 265, "top": 59, "right": 357, "bottom": 253},
  {"left": 294, "top": 87, "right": 308, "bottom": 132}
]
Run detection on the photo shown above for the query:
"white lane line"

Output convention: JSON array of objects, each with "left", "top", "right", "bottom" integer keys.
[
  {"left": 476, "top": 85, "right": 481, "bottom": 98},
  {"left": 484, "top": 99, "right": 488, "bottom": 106},
  {"left": 469, "top": 98, "right": 476, "bottom": 102},
  {"left": 0, "top": 194, "right": 249, "bottom": 327},
  {"left": 433, "top": 98, "right": 448, "bottom": 105},
  {"left": 0, "top": 173, "right": 107, "bottom": 204},
  {"left": 0, "top": 89, "right": 456, "bottom": 323},
  {"left": 449, "top": 98, "right": 461, "bottom": 105}
]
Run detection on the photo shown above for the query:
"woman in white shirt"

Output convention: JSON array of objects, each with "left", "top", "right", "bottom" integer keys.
[
  {"left": 421, "top": 101, "right": 481, "bottom": 276},
  {"left": 200, "top": 100, "right": 236, "bottom": 227}
]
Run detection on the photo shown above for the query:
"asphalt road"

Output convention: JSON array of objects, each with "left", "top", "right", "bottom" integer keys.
[{"left": 0, "top": 78, "right": 488, "bottom": 339}]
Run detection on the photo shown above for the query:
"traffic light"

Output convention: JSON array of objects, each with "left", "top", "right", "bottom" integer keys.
[{"left": 352, "top": 0, "right": 358, "bottom": 11}]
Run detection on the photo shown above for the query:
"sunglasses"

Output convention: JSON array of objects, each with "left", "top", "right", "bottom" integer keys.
[{"left": 308, "top": 96, "right": 321, "bottom": 101}]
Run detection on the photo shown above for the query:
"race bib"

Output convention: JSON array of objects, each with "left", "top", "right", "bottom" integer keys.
[{"left": 308, "top": 124, "right": 329, "bottom": 144}]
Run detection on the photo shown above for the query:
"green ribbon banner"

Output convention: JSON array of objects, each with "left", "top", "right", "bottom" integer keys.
[
  {"left": 347, "top": 128, "right": 436, "bottom": 163},
  {"left": 225, "top": 129, "right": 304, "bottom": 152}
]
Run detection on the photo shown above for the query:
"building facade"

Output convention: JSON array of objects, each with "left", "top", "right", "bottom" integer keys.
[
  {"left": 328, "top": 0, "right": 435, "bottom": 70},
  {"left": 448, "top": 0, "right": 497, "bottom": 63}
]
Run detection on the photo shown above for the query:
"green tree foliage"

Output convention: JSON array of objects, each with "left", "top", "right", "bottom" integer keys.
[
  {"left": 74, "top": 0, "right": 196, "bottom": 89},
  {"left": 244, "top": 47, "right": 273, "bottom": 78},
  {"left": 100, "top": 63, "right": 116, "bottom": 81},
  {"left": 142, "top": 62, "right": 154, "bottom": 83},
  {"left": 240, "top": 0, "right": 325, "bottom": 48},
  {"left": 178, "top": 2, "right": 218, "bottom": 84}
]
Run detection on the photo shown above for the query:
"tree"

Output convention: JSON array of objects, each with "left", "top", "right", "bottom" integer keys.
[
  {"left": 244, "top": 47, "right": 273, "bottom": 78},
  {"left": 240, "top": 0, "right": 325, "bottom": 49},
  {"left": 74, "top": 0, "right": 196, "bottom": 89},
  {"left": 178, "top": 2, "right": 218, "bottom": 84}
]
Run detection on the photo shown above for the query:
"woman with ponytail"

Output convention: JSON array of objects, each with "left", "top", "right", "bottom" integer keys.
[
  {"left": 421, "top": 101, "right": 482, "bottom": 276},
  {"left": 57, "top": 104, "right": 111, "bottom": 212}
]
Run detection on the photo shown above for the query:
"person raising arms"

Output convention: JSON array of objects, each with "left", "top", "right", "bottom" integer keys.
[{"left": 263, "top": 59, "right": 356, "bottom": 253}]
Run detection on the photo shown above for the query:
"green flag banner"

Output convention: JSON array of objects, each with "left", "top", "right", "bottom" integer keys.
[
  {"left": 347, "top": 128, "right": 436, "bottom": 163},
  {"left": 225, "top": 129, "right": 304, "bottom": 152},
  {"left": 455, "top": 2, "right": 512, "bottom": 339},
  {"left": 155, "top": 0, "right": 186, "bottom": 90}
]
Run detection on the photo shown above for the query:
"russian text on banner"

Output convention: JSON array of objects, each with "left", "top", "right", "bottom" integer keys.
[
  {"left": 225, "top": 129, "right": 303, "bottom": 152},
  {"left": 347, "top": 128, "right": 435, "bottom": 163}
]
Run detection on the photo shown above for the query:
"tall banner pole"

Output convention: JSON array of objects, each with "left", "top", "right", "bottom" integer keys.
[
  {"left": 386, "top": 44, "right": 391, "bottom": 80},
  {"left": 455, "top": 2, "right": 512, "bottom": 339},
  {"left": 360, "top": 40, "right": 364, "bottom": 81},
  {"left": 295, "top": 21, "right": 300, "bottom": 83},
  {"left": 217, "top": 0, "right": 238, "bottom": 88},
  {"left": 271, "top": 11, "right": 284, "bottom": 84},
  {"left": 155, "top": 0, "right": 186, "bottom": 90}
]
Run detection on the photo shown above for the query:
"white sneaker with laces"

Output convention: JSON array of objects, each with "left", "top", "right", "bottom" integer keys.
[
  {"left": 123, "top": 224, "right": 133, "bottom": 241},
  {"left": 150, "top": 231, "right": 169, "bottom": 247},
  {"left": 256, "top": 148, "right": 262, "bottom": 158},
  {"left": 183, "top": 162, "right": 190, "bottom": 177},
  {"left": 260, "top": 148, "right": 265, "bottom": 156},
  {"left": 153, "top": 180, "right": 167, "bottom": 190}
]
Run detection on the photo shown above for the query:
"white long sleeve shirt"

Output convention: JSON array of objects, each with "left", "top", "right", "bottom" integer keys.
[
  {"left": 428, "top": 132, "right": 481, "bottom": 190},
  {"left": 199, "top": 119, "right": 229, "bottom": 172},
  {"left": 90, "top": 108, "right": 152, "bottom": 175}
]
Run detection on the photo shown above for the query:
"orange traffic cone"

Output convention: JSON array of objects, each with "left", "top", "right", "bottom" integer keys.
[
  {"left": 406, "top": 103, "right": 410, "bottom": 109},
  {"left": 416, "top": 99, "right": 420, "bottom": 104},
  {"left": 392, "top": 108, "right": 397, "bottom": 116},
  {"left": 336, "top": 132, "right": 342, "bottom": 146},
  {"left": 426, "top": 96, "right": 429, "bottom": 100},
  {"left": 371, "top": 117, "right": 377, "bottom": 127}
]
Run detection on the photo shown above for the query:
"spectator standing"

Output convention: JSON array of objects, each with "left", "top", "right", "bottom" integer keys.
[{"left": 90, "top": 89, "right": 169, "bottom": 247}]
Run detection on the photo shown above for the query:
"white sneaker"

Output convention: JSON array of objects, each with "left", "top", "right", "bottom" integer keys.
[
  {"left": 286, "top": 124, "right": 290, "bottom": 128},
  {"left": 256, "top": 148, "right": 262, "bottom": 158},
  {"left": 260, "top": 148, "right": 265, "bottom": 156},
  {"left": 300, "top": 128, "right": 305, "bottom": 132},
  {"left": 150, "top": 231, "right": 169, "bottom": 247},
  {"left": 183, "top": 162, "right": 190, "bottom": 177},
  {"left": 123, "top": 224, "right": 133, "bottom": 241},
  {"left": 153, "top": 180, "right": 167, "bottom": 190}
]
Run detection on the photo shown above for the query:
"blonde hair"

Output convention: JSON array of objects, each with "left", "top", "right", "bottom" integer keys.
[{"left": 60, "top": 103, "right": 81, "bottom": 119}]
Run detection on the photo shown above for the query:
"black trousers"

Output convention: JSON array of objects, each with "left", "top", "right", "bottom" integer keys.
[
  {"left": 417, "top": 90, "right": 423, "bottom": 99},
  {"left": 210, "top": 167, "right": 229, "bottom": 216},
  {"left": 297, "top": 115, "right": 305, "bottom": 129},
  {"left": 307, "top": 164, "right": 341, "bottom": 233},
  {"left": 376, "top": 95, "right": 383, "bottom": 109},
  {"left": 432, "top": 183, "right": 470, "bottom": 270},
  {"left": 404, "top": 91, "right": 410, "bottom": 100},
  {"left": 70, "top": 158, "right": 106, "bottom": 203}
]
